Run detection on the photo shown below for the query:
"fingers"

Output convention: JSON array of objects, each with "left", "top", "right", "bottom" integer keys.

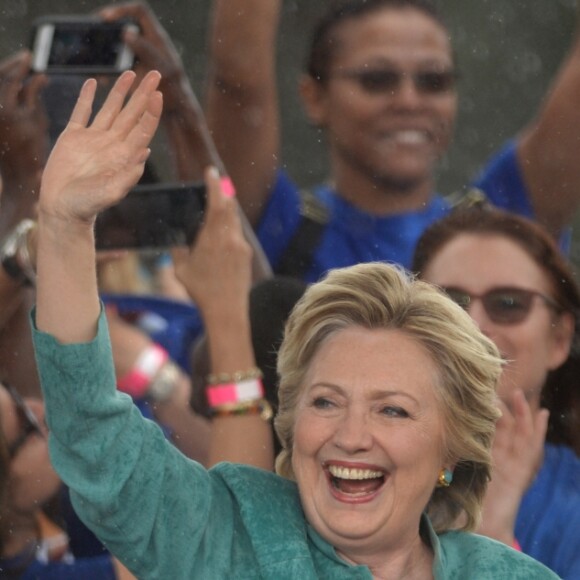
[
  {"left": 532, "top": 408, "right": 549, "bottom": 461},
  {"left": 22, "top": 73, "right": 48, "bottom": 110},
  {"left": 91, "top": 70, "right": 136, "bottom": 130},
  {"left": 100, "top": 2, "right": 167, "bottom": 48},
  {"left": 0, "top": 50, "right": 31, "bottom": 108},
  {"left": 498, "top": 390, "right": 548, "bottom": 464},
  {"left": 67, "top": 79, "right": 98, "bottom": 129},
  {"left": 111, "top": 70, "right": 161, "bottom": 138},
  {"left": 125, "top": 91, "right": 162, "bottom": 159}
]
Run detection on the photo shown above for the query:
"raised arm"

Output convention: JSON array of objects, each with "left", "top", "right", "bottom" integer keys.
[
  {"left": 101, "top": 1, "right": 222, "bottom": 180},
  {"left": 36, "top": 70, "right": 162, "bottom": 342},
  {"left": 517, "top": 3, "right": 580, "bottom": 237},
  {"left": 100, "top": 2, "right": 272, "bottom": 281},
  {"left": 205, "top": 0, "right": 282, "bottom": 226},
  {"left": 477, "top": 390, "right": 548, "bottom": 547},
  {"left": 0, "top": 50, "right": 48, "bottom": 233},
  {"left": 172, "top": 168, "right": 274, "bottom": 470}
]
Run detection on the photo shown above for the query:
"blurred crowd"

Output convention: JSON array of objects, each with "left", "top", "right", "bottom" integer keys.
[{"left": 0, "top": 1, "right": 579, "bottom": 578}]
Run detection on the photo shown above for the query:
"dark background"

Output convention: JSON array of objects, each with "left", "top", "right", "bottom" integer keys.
[{"left": 1, "top": 0, "right": 579, "bottom": 266}]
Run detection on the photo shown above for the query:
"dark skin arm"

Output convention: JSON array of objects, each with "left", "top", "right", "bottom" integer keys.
[
  {"left": 0, "top": 50, "right": 48, "bottom": 396},
  {"left": 508, "top": 3, "right": 580, "bottom": 237},
  {"left": 205, "top": 0, "right": 282, "bottom": 227},
  {"left": 0, "top": 50, "right": 48, "bottom": 233},
  {"left": 100, "top": 1, "right": 272, "bottom": 282}
]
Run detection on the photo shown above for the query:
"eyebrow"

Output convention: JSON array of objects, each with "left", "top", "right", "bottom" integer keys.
[{"left": 309, "top": 382, "right": 420, "bottom": 405}]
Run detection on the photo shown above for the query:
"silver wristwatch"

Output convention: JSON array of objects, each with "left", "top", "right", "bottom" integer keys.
[
  {"left": 148, "top": 361, "right": 181, "bottom": 402},
  {"left": 0, "top": 219, "right": 37, "bottom": 286}
]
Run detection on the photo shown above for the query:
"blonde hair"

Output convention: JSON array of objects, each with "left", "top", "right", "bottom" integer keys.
[{"left": 274, "top": 262, "right": 502, "bottom": 532}]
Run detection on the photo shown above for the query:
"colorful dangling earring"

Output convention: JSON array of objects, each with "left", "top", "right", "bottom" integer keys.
[{"left": 437, "top": 468, "right": 453, "bottom": 488}]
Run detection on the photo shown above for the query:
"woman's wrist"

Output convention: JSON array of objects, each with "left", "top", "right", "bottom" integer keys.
[{"left": 37, "top": 208, "right": 95, "bottom": 242}]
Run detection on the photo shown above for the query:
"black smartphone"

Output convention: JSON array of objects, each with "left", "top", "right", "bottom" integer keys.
[
  {"left": 30, "top": 16, "right": 137, "bottom": 74},
  {"left": 95, "top": 182, "right": 207, "bottom": 251}
]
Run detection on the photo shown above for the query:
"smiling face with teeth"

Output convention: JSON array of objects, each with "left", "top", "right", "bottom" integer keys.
[
  {"left": 300, "top": 7, "right": 457, "bottom": 213},
  {"left": 292, "top": 325, "right": 447, "bottom": 564}
]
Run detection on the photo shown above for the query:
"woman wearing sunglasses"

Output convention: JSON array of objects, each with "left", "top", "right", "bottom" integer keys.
[
  {"left": 412, "top": 206, "right": 580, "bottom": 579},
  {"left": 205, "top": 0, "right": 580, "bottom": 282},
  {"left": 0, "top": 383, "right": 135, "bottom": 578}
]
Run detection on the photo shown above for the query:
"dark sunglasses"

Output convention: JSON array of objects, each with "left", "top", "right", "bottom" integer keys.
[
  {"left": 5, "top": 383, "right": 44, "bottom": 458},
  {"left": 333, "top": 68, "right": 458, "bottom": 95},
  {"left": 443, "top": 286, "right": 561, "bottom": 325}
]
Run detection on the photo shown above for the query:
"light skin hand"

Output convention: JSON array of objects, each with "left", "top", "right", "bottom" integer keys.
[
  {"left": 172, "top": 167, "right": 253, "bottom": 324},
  {"left": 478, "top": 389, "right": 548, "bottom": 545},
  {"left": 36, "top": 70, "right": 163, "bottom": 344},
  {"left": 172, "top": 168, "right": 273, "bottom": 470},
  {"left": 38, "top": 70, "right": 162, "bottom": 227}
]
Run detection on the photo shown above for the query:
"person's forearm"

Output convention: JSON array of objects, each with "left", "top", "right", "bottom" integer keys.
[
  {"left": 36, "top": 213, "right": 100, "bottom": 343},
  {"left": 162, "top": 87, "right": 272, "bottom": 282},
  {"left": 477, "top": 488, "right": 522, "bottom": 546},
  {"left": 517, "top": 4, "right": 580, "bottom": 236},
  {"left": 0, "top": 177, "right": 40, "bottom": 237},
  {"left": 204, "top": 306, "right": 274, "bottom": 470},
  {"left": 206, "top": 0, "right": 283, "bottom": 225},
  {"left": 0, "top": 267, "right": 25, "bottom": 328},
  {"left": 163, "top": 97, "right": 224, "bottom": 180},
  {"left": 152, "top": 399, "right": 211, "bottom": 465},
  {"left": 209, "top": 0, "right": 281, "bottom": 87}
]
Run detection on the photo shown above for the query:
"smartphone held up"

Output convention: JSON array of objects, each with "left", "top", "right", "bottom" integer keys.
[
  {"left": 95, "top": 182, "right": 207, "bottom": 252},
  {"left": 30, "top": 16, "right": 138, "bottom": 74}
]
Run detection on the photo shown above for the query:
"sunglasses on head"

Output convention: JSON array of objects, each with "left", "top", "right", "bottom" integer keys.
[
  {"left": 332, "top": 68, "right": 458, "bottom": 95},
  {"left": 4, "top": 383, "right": 44, "bottom": 458},
  {"left": 442, "top": 286, "right": 561, "bottom": 325}
]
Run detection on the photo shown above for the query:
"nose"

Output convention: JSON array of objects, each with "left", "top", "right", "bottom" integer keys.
[
  {"left": 332, "top": 406, "right": 373, "bottom": 454},
  {"left": 388, "top": 76, "right": 423, "bottom": 109},
  {"left": 466, "top": 300, "right": 494, "bottom": 337}
]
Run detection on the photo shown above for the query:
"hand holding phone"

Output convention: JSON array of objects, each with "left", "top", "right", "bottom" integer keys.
[
  {"left": 171, "top": 168, "right": 253, "bottom": 317},
  {"left": 95, "top": 182, "right": 207, "bottom": 251}
]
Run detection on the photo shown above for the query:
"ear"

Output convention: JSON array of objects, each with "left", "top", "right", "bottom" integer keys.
[
  {"left": 548, "top": 311, "right": 575, "bottom": 370},
  {"left": 299, "top": 74, "right": 329, "bottom": 128}
]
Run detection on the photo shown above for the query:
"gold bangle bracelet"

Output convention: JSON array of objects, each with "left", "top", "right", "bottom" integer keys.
[
  {"left": 210, "top": 398, "right": 273, "bottom": 421},
  {"left": 206, "top": 366, "right": 263, "bottom": 386}
]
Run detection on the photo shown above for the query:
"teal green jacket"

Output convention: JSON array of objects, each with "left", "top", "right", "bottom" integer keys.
[{"left": 32, "top": 310, "right": 559, "bottom": 579}]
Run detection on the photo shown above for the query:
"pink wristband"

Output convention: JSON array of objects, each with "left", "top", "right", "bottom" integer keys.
[
  {"left": 512, "top": 538, "right": 522, "bottom": 552},
  {"left": 206, "top": 378, "right": 264, "bottom": 408},
  {"left": 117, "top": 344, "right": 168, "bottom": 399}
]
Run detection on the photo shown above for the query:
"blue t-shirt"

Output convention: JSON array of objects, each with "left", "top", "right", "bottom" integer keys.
[
  {"left": 516, "top": 443, "right": 580, "bottom": 580},
  {"left": 257, "top": 141, "right": 537, "bottom": 283}
]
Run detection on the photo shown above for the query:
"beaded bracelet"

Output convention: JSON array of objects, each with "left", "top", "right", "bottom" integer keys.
[
  {"left": 206, "top": 366, "right": 263, "bottom": 386},
  {"left": 211, "top": 398, "right": 274, "bottom": 421},
  {"left": 206, "top": 378, "right": 265, "bottom": 408}
]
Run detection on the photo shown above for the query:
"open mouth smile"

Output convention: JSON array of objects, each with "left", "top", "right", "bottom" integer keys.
[{"left": 325, "top": 463, "right": 387, "bottom": 503}]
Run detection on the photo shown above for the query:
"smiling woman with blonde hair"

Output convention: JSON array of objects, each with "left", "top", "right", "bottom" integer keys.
[
  {"left": 275, "top": 262, "right": 502, "bottom": 533},
  {"left": 29, "top": 71, "right": 559, "bottom": 579}
]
